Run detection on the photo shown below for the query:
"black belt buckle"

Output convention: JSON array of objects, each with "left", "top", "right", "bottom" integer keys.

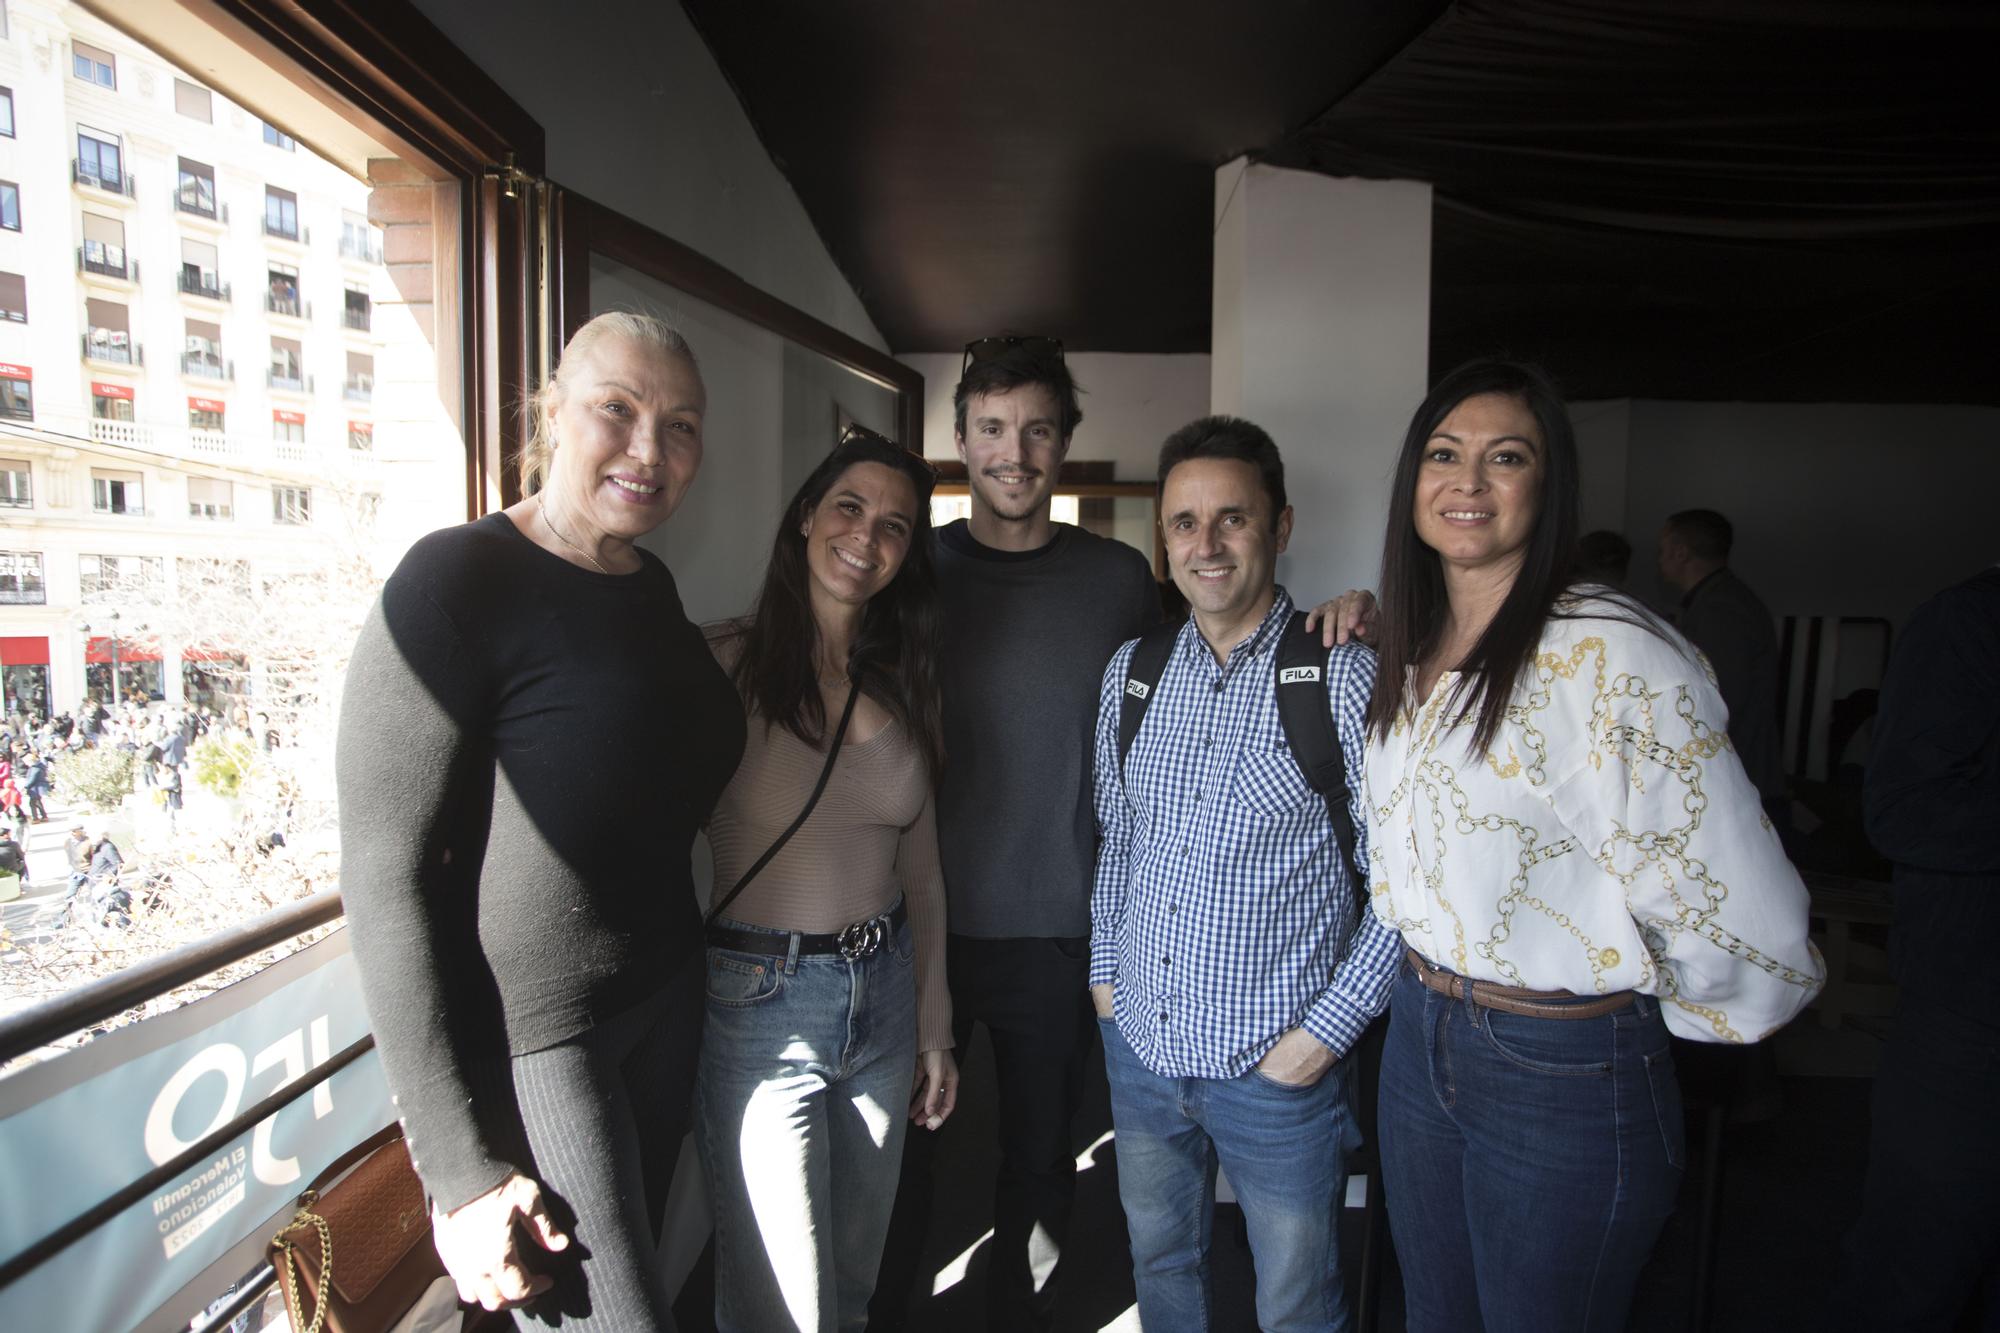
[{"left": 837, "top": 914, "right": 889, "bottom": 960}]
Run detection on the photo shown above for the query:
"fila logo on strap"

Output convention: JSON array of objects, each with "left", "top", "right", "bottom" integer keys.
[
  {"left": 1124, "top": 679, "right": 1152, "bottom": 699},
  {"left": 1278, "top": 666, "right": 1322, "bottom": 684}
]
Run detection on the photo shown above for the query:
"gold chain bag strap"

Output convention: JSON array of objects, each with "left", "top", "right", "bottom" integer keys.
[{"left": 268, "top": 1127, "right": 446, "bottom": 1333}]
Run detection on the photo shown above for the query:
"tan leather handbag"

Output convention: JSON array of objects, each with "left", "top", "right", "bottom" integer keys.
[{"left": 269, "top": 1129, "right": 446, "bottom": 1333}]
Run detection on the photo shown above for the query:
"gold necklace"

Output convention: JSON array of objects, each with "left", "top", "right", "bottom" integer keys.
[{"left": 538, "top": 495, "right": 609, "bottom": 574}]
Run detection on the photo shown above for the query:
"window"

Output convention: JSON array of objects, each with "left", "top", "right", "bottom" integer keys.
[
  {"left": 176, "top": 157, "right": 217, "bottom": 218},
  {"left": 174, "top": 79, "right": 212, "bottom": 122},
  {"left": 188, "top": 477, "right": 233, "bottom": 520},
  {"left": 81, "top": 212, "right": 128, "bottom": 278},
  {"left": 343, "top": 285, "right": 371, "bottom": 330},
  {"left": 92, "top": 469, "right": 145, "bottom": 516},
  {"left": 0, "top": 182, "right": 17, "bottom": 231},
  {"left": 262, "top": 120, "right": 295, "bottom": 150},
  {"left": 0, "top": 272, "right": 23, "bottom": 322},
  {"left": 267, "top": 263, "right": 301, "bottom": 315},
  {"left": 347, "top": 421, "right": 373, "bottom": 451},
  {"left": 184, "top": 318, "right": 224, "bottom": 378},
  {"left": 72, "top": 40, "right": 116, "bottom": 90},
  {"left": 189, "top": 399, "right": 225, "bottom": 431},
  {"left": 79, "top": 554, "right": 163, "bottom": 603},
  {"left": 0, "top": 89, "right": 12, "bottom": 138},
  {"left": 75, "top": 128, "right": 123, "bottom": 193},
  {"left": 345, "top": 351, "right": 374, "bottom": 401},
  {"left": 0, "top": 552, "right": 44, "bottom": 605},
  {"left": 179, "top": 239, "right": 223, "bottom": 303},
  {"left": 85, "top": 297, "right": 133, "bottom": 363},
  {"left": 0, "top": 366, "right": 30, "bottom": 419},
  {"left": 92, "top": 387, "right": 135, "bottom": 422},
  {"left": 264, "top": 186, "right": 299, "bottom": 239},
  {"left": 1, "top": 458, "right": 29, "bottom": 507},
  {"left": 273, "top": 413, "right": 307, "bottom": 445},
  {"left": 269, "top": 337, "right": 303, "bottom": 390},
  {"left": 273, "top": 485, "right": 311, "bottom": 524},
  {"left": 340, "top": 212, "right": 380, "bottom": 262}
]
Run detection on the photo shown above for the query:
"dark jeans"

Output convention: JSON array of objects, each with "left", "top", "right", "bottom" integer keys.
[
  {"left": 1832, "top": 993, "right": 2000, "bottom": 1332},
  {"left": 1378, "top": 960, "right": 1684, "bottom": 1333},
  {"left": 872, "top": 933, "right": 1097, "bottom": 1331}
]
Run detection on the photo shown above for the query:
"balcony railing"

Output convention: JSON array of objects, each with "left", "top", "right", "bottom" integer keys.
[
  {"left": 77, "top": 246, "right": 135, "bottom": 282},
  {"left": 0, "top": 585, "right": 47, "bottom": 606},
  {"left": 266, "top": 369, "right": 311, "bottom": 393},
  {"left": 265, "top": 292, "right": 309, "bottom": 318},
  {"left": 343, "top": 375, "right": 374, "bottom": 403},
  {"left": 82, "top": 332, "right": 142, "bottom": 366},
  {"left": 262, "top": 218, "right": 307, "bottom": 243},
  {"left": 342, "top": 306, "right": 372, "bottom": 332},
  {"left": 177, "top": 270, "right": 230, "bottom": 302},
  {"left": 339, "top": 233, "right": 384, "bottom": 263},
  {"left": 172, "top": 186, "right": 227, "bottom": 223},
  {"left": 71, "top": 158, "right": 135, "bottom": 197},
  {"left": 88, "top": 418, "right": 153, "bottom": 452},
  {"left": 181, "top": 353, "right": 233, "bottom": 381}
]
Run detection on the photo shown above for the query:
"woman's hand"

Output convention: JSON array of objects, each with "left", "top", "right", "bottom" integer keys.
[
  {"left": 1302, "top": 589, "right": 1380, "bottom": 648},
  {"left": 909, "top": 1048, "right": 960, "bottom": 1132},
  {"left": 431, "top": 1172, "right": 569, "bottom": 1312}
]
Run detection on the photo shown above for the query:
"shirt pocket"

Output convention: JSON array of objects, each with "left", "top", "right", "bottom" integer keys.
[{"left": 1228, "top": 745, "right": 1314, "bottom": 817}]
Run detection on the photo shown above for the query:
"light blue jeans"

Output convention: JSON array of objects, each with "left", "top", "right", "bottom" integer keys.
[
  {"left": 695, "top": 914, "right": 917, "bottom": 1333},
  {"left": 1100, "top": 1015, "right": 1360, "bottom": 1332}
]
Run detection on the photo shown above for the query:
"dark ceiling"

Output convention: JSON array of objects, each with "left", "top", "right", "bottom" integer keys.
[{"left": 683, "top": 0, "right": 2000, "bottom": 403}]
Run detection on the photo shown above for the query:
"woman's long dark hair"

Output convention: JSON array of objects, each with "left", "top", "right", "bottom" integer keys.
[
  {"left": 1365, "top": 359, "right": 1583, "bottom": 756},
  {"left": 723, "top": 436, "right": 946, "bottom": 779}
]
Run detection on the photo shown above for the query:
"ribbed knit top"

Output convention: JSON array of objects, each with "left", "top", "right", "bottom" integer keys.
[{"left": 704, "top": 666, "right": 951, "bottom": 1052}]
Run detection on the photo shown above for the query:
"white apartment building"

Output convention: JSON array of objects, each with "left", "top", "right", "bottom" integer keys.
[{"left": 0, "top": 2, "right": 457, "bottom": 719}]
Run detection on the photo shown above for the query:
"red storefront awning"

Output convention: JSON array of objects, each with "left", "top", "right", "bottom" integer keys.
[
  {"left": 90, "top": 381, "right": 135, "bottom": 401},
  {"left": 85, "top": 637, "right": 161, "bottom": 665},
  {"left": 189, "top": 396, "right": 226, "bottom": 413},
  {"left": 0, "top": 636, "right": 49, "bottom": 667},
  {"left": 0, "top": 363, "right": 31, "bottom": 381},
  {"left": 273, "top": 408, "right": 306, "bottom": 425},
  {"left": 181, "top": 645, "right": 242, "bottom": 663}
]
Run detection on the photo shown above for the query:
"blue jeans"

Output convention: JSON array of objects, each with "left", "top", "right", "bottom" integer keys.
[
  {"left": 1100, "top": 1015, "right": 1359, "bottom": 1332},
  {"left": 694, "top": 914, "right": 917, "bottom": 1333},
  {"left": 1378, "top": 959, "right": 1684, "bottom": 1333}
]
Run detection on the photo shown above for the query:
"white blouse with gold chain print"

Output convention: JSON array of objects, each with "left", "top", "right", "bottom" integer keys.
[{"left": 1364, "top": 594, "right": 1824, "bottom": 1043}]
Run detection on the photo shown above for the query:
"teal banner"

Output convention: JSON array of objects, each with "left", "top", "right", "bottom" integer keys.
[{"left": 0, "top": 929, "right": 391, "bottom": 1332}]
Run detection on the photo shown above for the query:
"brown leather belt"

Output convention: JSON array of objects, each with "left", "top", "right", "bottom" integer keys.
[{"left": 1405, "top": 948, "right": 1635, "bottom": 1021}]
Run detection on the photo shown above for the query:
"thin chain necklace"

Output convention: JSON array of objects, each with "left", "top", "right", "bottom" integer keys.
[{"left": 538, "top": 494, "right": 609, "bottom": 574}]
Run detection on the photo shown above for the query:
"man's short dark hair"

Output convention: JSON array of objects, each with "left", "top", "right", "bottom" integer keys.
[
  {"left": 1665, "top": 508, "right": 1733, "bottom": 562},
  {"left": 952, "top": 342, "right": 1084, "bottom": 441},
  {"left": 1156, "top": 415, "right": 1286, "bottom": 525},
  {"left": 1576, "top": 529, "right": 1632, "bottom": 584}
]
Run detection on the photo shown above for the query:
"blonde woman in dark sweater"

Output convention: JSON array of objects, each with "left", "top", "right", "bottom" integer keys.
[{"left": 698, "top": 428, "right": 954, "bottom": 1333}]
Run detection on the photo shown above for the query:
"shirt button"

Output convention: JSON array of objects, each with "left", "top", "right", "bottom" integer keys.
[
  {"left": 1159, "top": 1012, "right": 1170, "bottom": 1023},
  {"left": 1212, "top": 679, "right": 1225, "bottom": 692},
  {"left": 1202, "top": 737, "right": 1213, "bottom": 747},
  {"left": 1161, "top": 956, "right": 1170, "bottom": 966},
  {"left": 1181, "top": 846, "right": 1192, "bottom": 857},
  {"left": 1168, "top": 903, "right": 1179, "bottom": 914}
]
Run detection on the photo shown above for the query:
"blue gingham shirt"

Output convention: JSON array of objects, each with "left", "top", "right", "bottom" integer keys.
[{"left": 1090, "top": 589, "right": 1401, "bottom": 1078}]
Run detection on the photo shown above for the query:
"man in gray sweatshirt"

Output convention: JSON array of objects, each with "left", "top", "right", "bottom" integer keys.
[{"left": 875, "top": 337, "right": 1158, "bottom": 1330}]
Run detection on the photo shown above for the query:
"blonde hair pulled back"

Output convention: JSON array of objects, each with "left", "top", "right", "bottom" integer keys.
[{"left": 519, "top": 311, "right": 700, "bottom": 495}]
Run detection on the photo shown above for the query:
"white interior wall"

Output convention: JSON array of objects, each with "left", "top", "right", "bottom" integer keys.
[{"left": 900, "top": 351, "right": 1211, "bottom": 474}]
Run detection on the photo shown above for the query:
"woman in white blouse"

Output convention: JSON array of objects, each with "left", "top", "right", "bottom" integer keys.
[{"left": 1361, "top": 359, "right": 1823, "bottom": 1332}]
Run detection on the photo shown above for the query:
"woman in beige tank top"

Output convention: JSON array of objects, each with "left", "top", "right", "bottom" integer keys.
[{"left": 695, "top": 428, "right": 955, "bottom": 1332}]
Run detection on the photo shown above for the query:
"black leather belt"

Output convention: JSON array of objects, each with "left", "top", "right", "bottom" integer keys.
[{"left": 706, "top": 900, "right": 906, "bottom": 961}]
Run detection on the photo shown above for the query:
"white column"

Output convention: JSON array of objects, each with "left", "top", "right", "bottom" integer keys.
[{"left": 1211, "top": 159, "right": 1432, "bottom": 595}]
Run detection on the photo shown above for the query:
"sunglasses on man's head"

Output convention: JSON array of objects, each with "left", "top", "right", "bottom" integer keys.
[{"left": 961, "top": 334, "right": 1065, "bottom": 378}]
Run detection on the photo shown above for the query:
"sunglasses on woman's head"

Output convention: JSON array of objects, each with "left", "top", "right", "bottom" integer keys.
[
  {"left": 837, "top": 422, "right": 937, "bottom": 476},
  {"left": 961, "top": 334, "right": 1065, "bottom": 377}
]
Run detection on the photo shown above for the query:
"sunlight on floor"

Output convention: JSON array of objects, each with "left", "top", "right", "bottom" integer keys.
[
  {"left": 932, "top": 1228, "right": 993, "bottom": 1296},
  {"left": 1100, "top": 1303, "right": 1142, "bottom": 1331}
]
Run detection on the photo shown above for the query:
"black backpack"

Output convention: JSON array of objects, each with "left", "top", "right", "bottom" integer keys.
[{"left": 1116, "top": 611, "right": 1364, "bottom": 888}]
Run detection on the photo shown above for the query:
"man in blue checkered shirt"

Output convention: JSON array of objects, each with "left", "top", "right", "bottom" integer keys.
[{"left": 1089, "top": 416, "right": 1400, "bottom": 1333}]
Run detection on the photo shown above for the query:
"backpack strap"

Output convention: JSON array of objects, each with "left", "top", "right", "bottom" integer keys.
[
  {"left": 1116, "top": 621, "right": 1182, "bottom": 780},
  {"left": 1275, "top": 611, "right": 1365, "bottom": 890}
]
